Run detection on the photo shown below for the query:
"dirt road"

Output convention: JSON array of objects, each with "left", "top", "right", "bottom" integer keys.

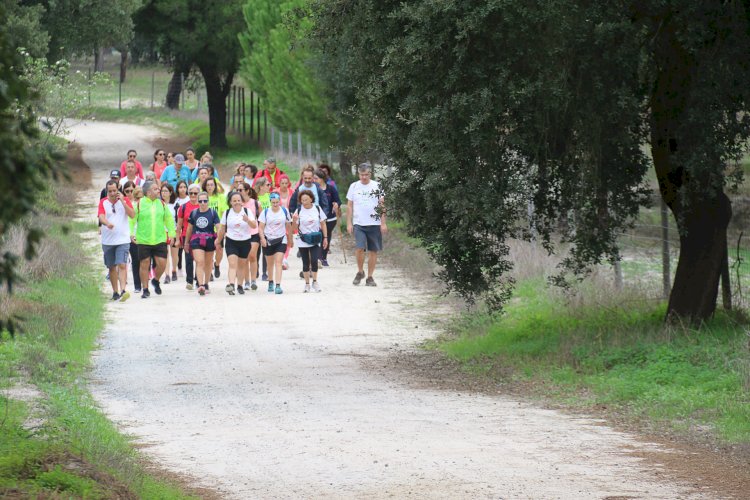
[{"left": 69, "top": 121, "right": 710, "bottom": 499}]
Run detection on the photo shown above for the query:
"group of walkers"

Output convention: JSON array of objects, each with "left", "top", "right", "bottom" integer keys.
[{"left": 98, "top": 149, "right": 387, "bottom": 301}]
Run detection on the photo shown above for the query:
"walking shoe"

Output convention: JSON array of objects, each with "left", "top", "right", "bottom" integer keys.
[
  {"left": 282, "top": 259, "right": 289, "bottom": 270},
  {"left": 365, "top": 277, "right": 377, "bottom": 287},
  {"left": 119, "top": 291, "right": 130, "bottom": 302},
  {"left": 299, "top": 271, "right": 304, "bottom": 279},
  {"left": 312, "top": 281, "right": 321, "bottom": 293},
  {"left": 151, "top": 278, "right": 162, "bottom": 295},
  {"left": 186, "top": 283, "right": 194, "bottom": 291},
  {"left": 321, "top": 259, "right": 329, "bottom": 267},
  {"left": 111, "top": 292, "right": 120, "bottom": 301},
  {"left": 243, "top": 281, "right": 250, "bottom": 290},
  {"left": 268, "top": 281, "right": 274, "bottom": 292},
  {"left": 304, "top": 283, "right": 311, "bottom": 293},
  {"left": 205, "top": 283, "right": 211, "bottom": 294},
  {"left": 214, "top": 264, "right": 221, "bottom": 278},
  {"left": 172, "top": 271, "right": 178, "bottom": 281},
  {"left": 275, "top": 284, "right": 283, "bottom": 294},
  {"left": 225, "top": 284, "right": 235, "bottom": 295},
  {"left": 237, "top": 286, "right": 245, "bottom": 295},
  {"left": 198, "top": 285, "right": 205, "bottom": 296},
  {"left": 141, "top": 289, "right": 150, "bottom": 299},
  {"left": 353, "top": 271, "right": 365, "bottom": 285},
  {"left": 250, "top": 281, "right": 258, "bottom": 291},
  {"left": 164, "top": 275, "right": 171, "bottom": 284},
  {"left": 262, "top": 273, "right": 268, "bottom": 281},
  {"left": 134, "top": 288, "right": 141, "bottom": 294}
]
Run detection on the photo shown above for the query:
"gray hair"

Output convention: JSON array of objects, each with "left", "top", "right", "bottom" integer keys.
[
  {"left": 142, "top": 181, "right": 154, "bottom": 193},
  {"left": 357, "top": 163, "right": 372, "bottom": 174}
]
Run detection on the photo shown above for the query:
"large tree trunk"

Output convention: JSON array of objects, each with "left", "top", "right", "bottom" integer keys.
[
  {"left": 199, "top": 65, "right": 234, "bottom": 148},
  {"left": 650, "top": 21, "right": 732, "bottom": 324},
  {"left": 94, "top": 47, "right": 106, "bottom": 72},
  {"left": 119, "top": 48, "right": 129, "bottom": 83},
  {"left": 166, "top": 70, "right": 183, "bottom": 110}
]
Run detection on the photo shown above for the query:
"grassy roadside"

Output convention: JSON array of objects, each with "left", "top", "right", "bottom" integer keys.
[
  {"left": 379, "top": 223, "right": 750, "bottom": 448},
  {"left": 0, "top": 150, "right": 199, "bottom": 498}
]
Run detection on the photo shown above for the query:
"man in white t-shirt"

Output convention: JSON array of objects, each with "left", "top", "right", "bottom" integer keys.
[
  {"left": 98, "top": 180, "right": 136, "bottom": 301},
  {"left": 346, "top": 163, "right": 387, "bottom": 286},
  {"left": 119, "top": 159, "right": 144, "bottom": 188}
]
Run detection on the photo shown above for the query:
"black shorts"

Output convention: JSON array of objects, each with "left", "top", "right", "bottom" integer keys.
[
  {"left": 265, "top": 241, "right": 287, "bottom": 256},
  {"left": 190, "top": 237, "right": 216, "bottom": 252},
  {"left": 138, "top": 242, "right": 168, "bottom": 261},
  {"left": 250, "top": 233, "right": 260, "bottom": 244},
  {"left": 225, "top": 237, "right": 252, "bottom": 259}
]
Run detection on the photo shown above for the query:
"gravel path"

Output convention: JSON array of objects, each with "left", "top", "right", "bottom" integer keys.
[{"left": 69, "top": 121, "right": 709, "bottom": 499}]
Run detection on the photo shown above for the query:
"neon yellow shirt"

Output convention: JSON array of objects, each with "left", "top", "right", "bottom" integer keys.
[{"left": 130, "top": 197, "right": 176, "bottom": 245}]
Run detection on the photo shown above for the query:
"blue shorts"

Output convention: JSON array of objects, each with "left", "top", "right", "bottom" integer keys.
[
  {"left": 102, "top": 243, "right": 130, "bottom": 268},
  {"left": 354, "top": 225, "right": 383, "bottom": 252}
]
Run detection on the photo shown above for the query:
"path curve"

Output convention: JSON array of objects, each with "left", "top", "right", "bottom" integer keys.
[{"left": 70, "top": 121, "right": 707, "bottom": 499}]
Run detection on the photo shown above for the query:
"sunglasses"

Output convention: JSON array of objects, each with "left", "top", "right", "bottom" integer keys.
[
  {"left": 189, "top": 191, "right": 199, "bottom": 195},
  {"left": 124, "top": 189, "right": 134, "bottom": 193},
  {"left": 128, "top": 155, "right": 136, "bottom": 158},
  {"left": 198, "top": 200, "right": 209, "bottom": 204}
]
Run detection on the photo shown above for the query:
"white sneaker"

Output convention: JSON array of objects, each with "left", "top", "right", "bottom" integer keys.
[
  {"left": 312, "top": 281, "right": 321, "bottom": 293},
  {"left": 303, "top": 284, "right": 311, "bottom": 293}
]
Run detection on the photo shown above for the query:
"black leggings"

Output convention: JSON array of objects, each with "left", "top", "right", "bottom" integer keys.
[
  {"left": 129, "top": 242, "right": 141, "bottom": 290},
  {"left": 321, "top": 220, "right": 336, "bottom": 260},
  {"left": 300, "top": 245, "right": 321, "bottom": 273}
]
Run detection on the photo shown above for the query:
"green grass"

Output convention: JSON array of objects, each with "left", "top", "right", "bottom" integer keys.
[
  {"left": 1, "top": 198, "right": 196, "bottom": 497},
  {"left": 440, "top": 279, "right": 750, "bottom": 443}
]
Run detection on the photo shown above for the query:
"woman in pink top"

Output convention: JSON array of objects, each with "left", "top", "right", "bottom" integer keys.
[
  {"left": 150, "top": 149, "right": 168, "bottom": 181},
  {"left": 239, "top": 182, "right": 261, "bottom": 290},
  {"left": 277, "top": 175, "right": 293, "bottom": 269}
]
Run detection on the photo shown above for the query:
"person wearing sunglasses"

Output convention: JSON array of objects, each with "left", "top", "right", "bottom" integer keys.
[
  {"left": 130, "top": 181, "right": 176, "bottom": 299},
  {"left": 100, "top": 169, "right": 123, "bottom": 200},
  {"left": 160, "top": 153, "right": 191, "bottom": 189},
  {"left": 176, "top": 186, "right": 202, "bottom": 289},
  {"left": 98, "top": 180, "right": 136, "bottom": 301},
  {"left": 173, "top": 181, "right": 190, "bottom": 279},
  {"left": 122, "top": 181, "right": 142, "bottom": 293},
  {"left": 184, "top": 192, "right": 221, "bottom": 296},
  {"left": 217, "top": 191, "right": 257, "bottom": 295},
  {"left": 119, "top": 149, "right": 144, "bottom": 178},
  {"left": 150, "top": 149, "right": 168, "bottom": 181},
  {"left": 258, "top": 192, "right": 293, "bottom": 294}
]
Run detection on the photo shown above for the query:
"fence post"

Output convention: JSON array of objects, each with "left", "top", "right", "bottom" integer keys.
[
  {"left": 241, "top": 87, "right": 246, "bottom": 137},
  {"left": 614, "top": 259, "right": 623, "bottom": 290},
  {"left": 297, "top": 132, "right": 303, "bottom": 167},
  {"left": 225, "top": 91, "right": 230, "bottom": 129},
  {"left": 256, "top": 94, "right": 261, "bottom": 144},
  {"left": 118, "top": 77, "right": 122, "bottom": 110},
  {"left": 250, "top": 91, "right": 254, "bottom": 138},
  {"left": 88, "top": 67, "right": 92, "bottom": 106},
  {"left": 288, "top": 132, "right": 293, "bottom": 160},
  {"left": 264, "top": 111, "right": 267, "bottom": 145},
  {"left": 181, "top": 73, "right": 186, "bottom": 110},
  {"left": 150, "top": 72, "right": 154, "bottom": 108},
  {"left": 271, "top": 126, "right": 275, "bottom": 154},
  {"left": 661, "top": 199, "right": 671, "bottom": 299},
  {"left": 197, "top": 87, "right": 201, "bottom": 112}
]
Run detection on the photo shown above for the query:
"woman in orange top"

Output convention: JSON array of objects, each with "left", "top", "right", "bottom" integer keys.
[{"left": 150, "top": 149, "right": 168, "bottom": 182}]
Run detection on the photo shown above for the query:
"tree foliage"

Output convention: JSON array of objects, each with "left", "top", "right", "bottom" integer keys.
[
  {"left": 310, "top": 0, "right": 750, "bottom": 321},
  {"left": 1, "top": 0, "right": 50, "bottom": 58},
  {"left": 0, "top": 5, "right": 62, "bottom": 334},
  {"left": 134, "top": 0, "right": 245, "bottom": 147},
  {"left": 240, "top": 0, "right": 338, "bottom": 145}
]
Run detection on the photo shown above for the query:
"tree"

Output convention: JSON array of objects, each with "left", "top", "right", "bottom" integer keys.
[
  {"left": 240, "top": 0, "right": 338, "bottom": 145},
  {"left": 134, "top": 0, "right": 245, "bottom": 147},
  {"left": 1, "top": 0, "right": 49, "bottom": 58},
  {"left": 41, "top": 0, "right": 141, "bottom": 70},
  {"left": 310, "top": 0, "right": 750, "bottom": 323},
  {"left": 0, "top": 4, "right": 62, "bottom": 334}
]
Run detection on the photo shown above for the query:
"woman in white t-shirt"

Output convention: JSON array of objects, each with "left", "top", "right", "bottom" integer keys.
[
  {"left": 217, "top": 192, "right": 257, "bottom": 295},
  {"left": 258, "top": 192, "right": 293, "bottom": 294},
  {"left": 292, "top": 191, "right": 328, "bottom": 293}
]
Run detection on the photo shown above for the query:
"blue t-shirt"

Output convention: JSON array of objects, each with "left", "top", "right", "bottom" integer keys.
[
  {"left": 188, "top": 208, "right": 220, "bottom": 235},
  {"left": 160, "top": 164, "right": 191, "bottom": 189}
]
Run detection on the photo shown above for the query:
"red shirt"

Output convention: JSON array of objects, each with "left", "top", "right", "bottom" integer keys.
[
  {"left": 120, "top": 160, "right": 144, "bottom": 178},
  {"left": 253, "top": 168, "right": 285, "bottom": 189},
  {"left": 177, "top": 201, "right": 200, "bottom": 237}
]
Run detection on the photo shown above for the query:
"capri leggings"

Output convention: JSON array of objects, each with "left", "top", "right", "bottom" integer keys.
[{"left": 299, "top": 245, "right": 321, "bottom": 273}]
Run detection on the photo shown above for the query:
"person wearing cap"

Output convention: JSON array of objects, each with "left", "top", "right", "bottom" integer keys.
[
  {"left": 160, "top": 153, "right": 191, "bottom": 189},
  {"left": 100, "top": 169, "right": 123, "bottom": 199},
  {"left": 347, "top": 163, "right": 387, "bottom": 286},
  {"left": 253, "top": 157, "right": 286, "bottom": 190},
  {"left": 119, "top": 149, "right": 145, "bottom": 178},
  {"left": 130, "top": 181, "right": 177, "bottom": 299},
  {"left": 120, "top": 159, "right": 145, "bottom": 188}
]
